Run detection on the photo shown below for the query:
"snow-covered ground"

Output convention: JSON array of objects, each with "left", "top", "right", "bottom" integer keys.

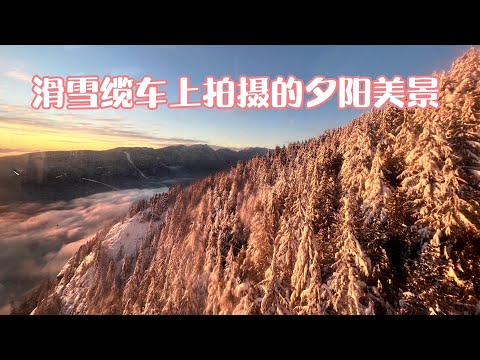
[{"left": 102, "top": 213, "right": 151, "bottom": 258}]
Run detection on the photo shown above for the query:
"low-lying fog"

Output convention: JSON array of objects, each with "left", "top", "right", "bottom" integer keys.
[{"left": 0, "top": 187, "right": 168, "bottom": 314}]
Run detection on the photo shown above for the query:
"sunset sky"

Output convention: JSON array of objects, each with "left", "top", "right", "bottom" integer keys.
[{"left": 0, "top": 45, "right": 471, "bottom": 156}]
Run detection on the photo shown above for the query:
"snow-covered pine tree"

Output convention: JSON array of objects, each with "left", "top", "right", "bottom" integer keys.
[
  {"left": 218, "top": 245, "right": 239, "bottom": 314},
  {"left": 362, "top": 142, "right": 393, "bottom": 224},
  {"left": 328, "top": 195, "right": 373, "bottom": 314},
  {"left": 290, "top": 160, "right": 324, "bottom": 314},
  {"left": 260, "top": 244, "right": 289, "bottom": 314},
  {"left": 359, "top": 140, "right": 395, "bottom": 313},
  {"left": 243, "top": 191, "right": 275, "bottom": 280}
]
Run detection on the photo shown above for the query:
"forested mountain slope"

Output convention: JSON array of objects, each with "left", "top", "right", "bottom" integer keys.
[{"left": 19, "top": 49, "right": 480, "bottom": 315}]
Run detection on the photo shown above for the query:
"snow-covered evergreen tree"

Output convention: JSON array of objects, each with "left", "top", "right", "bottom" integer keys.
[{"left": 328, "top": 195, "right": 373, "bottom": 314}]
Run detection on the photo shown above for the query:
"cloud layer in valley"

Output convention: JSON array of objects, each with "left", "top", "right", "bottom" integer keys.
[{"left": 0, "top": 187, "right": 167, "bottom": 314}]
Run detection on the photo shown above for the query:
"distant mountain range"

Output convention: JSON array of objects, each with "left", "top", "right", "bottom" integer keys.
[{"left": 0, "top": 145, "right": 269, "bottom": 203}]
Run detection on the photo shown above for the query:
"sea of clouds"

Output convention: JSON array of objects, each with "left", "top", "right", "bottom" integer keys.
[{"left": 0, "top": 187, "right": 167, "bottom": 314}]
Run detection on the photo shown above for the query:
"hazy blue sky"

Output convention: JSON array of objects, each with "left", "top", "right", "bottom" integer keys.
[{"left": 0, "top": 45, "right": 471, "bottom": 154}]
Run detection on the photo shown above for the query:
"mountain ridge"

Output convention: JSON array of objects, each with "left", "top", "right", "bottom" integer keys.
[{"left": 0, "top": 145, "right": 269, "bottom": 203}]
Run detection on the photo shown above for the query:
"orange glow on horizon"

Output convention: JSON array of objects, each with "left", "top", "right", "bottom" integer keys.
[{"left": 0, "top": 123, "right": 176, "bottom": 157}]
